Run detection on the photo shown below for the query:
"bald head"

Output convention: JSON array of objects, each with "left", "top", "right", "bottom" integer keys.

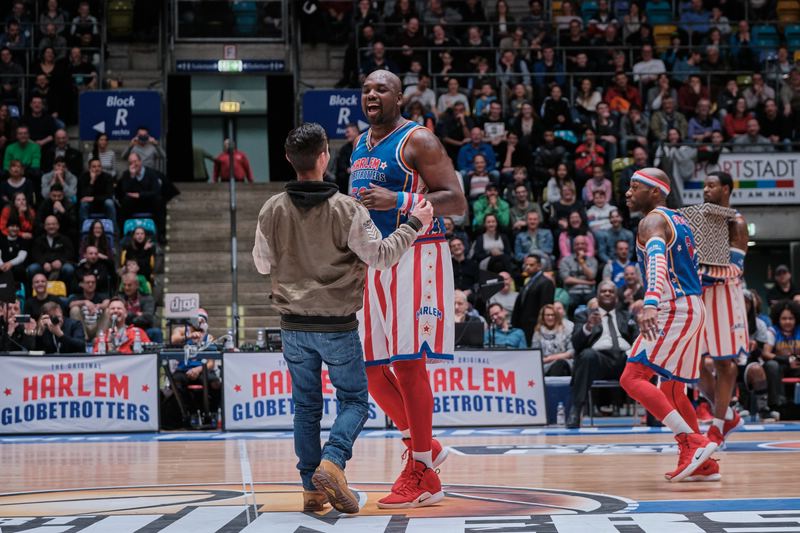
[
  {"left": 364, "top": 70, "right": 402, "bottom": 93},
  {"left": 362, "top": 70, "right": 404, "bottom": 126}
]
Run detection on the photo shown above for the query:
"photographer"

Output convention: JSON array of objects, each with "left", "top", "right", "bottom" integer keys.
[
  {"left": 0, "top": 299, "right": 36, "bottom": 351},
  {"left": 34, "top": 301, "right": 86, "bottom": 354}
]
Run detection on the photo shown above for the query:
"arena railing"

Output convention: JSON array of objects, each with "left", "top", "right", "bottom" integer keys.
[{"left": 172, "top": 0, "right": 288, "bottom": 42}]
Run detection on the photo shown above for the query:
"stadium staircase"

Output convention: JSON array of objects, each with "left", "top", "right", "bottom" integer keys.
[{"left": 163, "top": 182, "right": 284, "bottom": 342}]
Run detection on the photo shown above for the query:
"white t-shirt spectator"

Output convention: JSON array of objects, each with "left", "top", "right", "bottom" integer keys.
[
  {"left": 633, "top": 59, "right": 667, "bottom": 84},
  {"left": 437, "top": 92, "right": 470, "bottom": 115},
  {"left": 587, "top": 204, "right": 615, "bottom": 232},
  {"left": 403, "top": 85, "right": 437, "bottom": 113}
]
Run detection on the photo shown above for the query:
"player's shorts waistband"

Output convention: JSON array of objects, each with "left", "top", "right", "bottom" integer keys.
[
  {"left": 413, "top": 233, "right": 447, "bottom": 245},
  {"left": 281, "top": 314, "right": 358, "bottom": 332}
]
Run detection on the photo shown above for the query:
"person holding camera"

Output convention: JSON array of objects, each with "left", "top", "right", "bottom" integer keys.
[
  {"left": 34, "top": 301, "right": 85, "bottom": 354},
  {"left": 0, "top": 299, "right": 36, "bottom": 351}
]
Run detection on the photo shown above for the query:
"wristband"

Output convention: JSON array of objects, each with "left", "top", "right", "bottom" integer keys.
[
  {"left": 396, "top": 192, "right": 423, "bottom": 213},
  {"left": 730, "top": 247, "right": 746, "bottom": 273}
]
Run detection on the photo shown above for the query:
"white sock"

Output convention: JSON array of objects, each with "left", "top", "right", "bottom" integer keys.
[
  {"left": 663, "top": 410, "right": 694, "bottom": 436},
  {"left": 401, "top": 429, "right": 411, "bottom": 439},
  {"left": 712, "top": 418, "right": 725, "bottom": 431},
  {"left": 725, "top": 406, "right": 734, "bottom": 421},
  {"left": 413, "top": 450, "right": 433, "bottom": 468}
]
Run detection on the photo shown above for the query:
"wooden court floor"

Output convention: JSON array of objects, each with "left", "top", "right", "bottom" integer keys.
[{"left": 1, "top": 427, "right": 800, "bottom": 532}]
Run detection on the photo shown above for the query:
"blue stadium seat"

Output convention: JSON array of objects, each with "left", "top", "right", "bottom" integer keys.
[
  {"left": 81, "top": 218, "right": 115, "bottom": 237},
  {"left": 645, "top": 0, "right": 673, "bottom": 23},
  {"left": 785, "top": 23, "right": 800, "bottom": 50},
  {"left": 752, "top": 25, "right": 781, "bottom": 60},
  {"left": 123, "top": 218, "right": 157, "bottom": 237},
  {"left": 582, "top": 0, "right": 599, "bottom": 23}
]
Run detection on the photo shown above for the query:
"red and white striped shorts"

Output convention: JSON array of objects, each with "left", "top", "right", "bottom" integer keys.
[
  {"left": 702, "top": 280, "right": 749, "bottom": 363},
  {"left": 628, "top": 295, "right": 706, "bottom": 383},
  {"left": 357, "top": 239, "right": 455, "bottom": 366}
]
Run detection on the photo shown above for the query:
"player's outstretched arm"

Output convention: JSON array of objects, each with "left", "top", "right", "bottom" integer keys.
[{"left": 405, "top": 127, "right": 467, "bottom": 217}]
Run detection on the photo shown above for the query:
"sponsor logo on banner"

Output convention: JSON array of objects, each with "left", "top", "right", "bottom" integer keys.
[
  {"left": 223, "top": 353, "right": 386, "bottom": 430},
  {"left": 430, "top": 350, "right": 547, "bottom": 426},
  {"left": 0, "top": 355, "right": 158, "bottom": 434}
]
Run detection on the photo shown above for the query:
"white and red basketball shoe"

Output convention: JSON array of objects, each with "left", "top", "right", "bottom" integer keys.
[
  {"left": 378, "top": 460, "right": 444, "bottom": 509},
  {"left": 666, "top": 458, "right": 721, "bottom": 482},
  {"left": 665, "top": 433, "right": 718, "bottom": 482},
  {"left": 707, "top": 410, "right": 744, "bottom": 446},
  {"left": 391, "top": 438, "right": 448, "bottom": 492}
]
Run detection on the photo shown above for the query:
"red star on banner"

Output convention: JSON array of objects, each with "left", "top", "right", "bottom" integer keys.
[
  {"left": 528, "top": 380, "right": 535, "bottom": 388},
  {"left": 3, "top": 387, "right": 11, "bottom": 396},
  {"left": 234, "top": 384, "right": 242, "bottom": 392},
  {"left": 141, "top": 385, "right": 150, "bottom": 392}
]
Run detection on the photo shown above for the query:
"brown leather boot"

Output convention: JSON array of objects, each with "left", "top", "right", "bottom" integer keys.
[
  {"left": 303, "top": 490, "right": 329, "bottom": 512},
  {"left": 311, "top": 459, "right": 360, "bottom": 514}
]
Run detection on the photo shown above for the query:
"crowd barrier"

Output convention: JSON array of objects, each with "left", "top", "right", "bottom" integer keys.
[{"left": 0, "top": 349, "right": 547, "bottom": 434}]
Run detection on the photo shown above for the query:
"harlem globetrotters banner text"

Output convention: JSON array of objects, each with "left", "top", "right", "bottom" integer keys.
[
  {"left": 0, "top": 355, "right": 158, "bottom": 433},
  {"left": 223, "top": 350, "right": 547, "bottom": 429},
  {"left": 684, "top": 152, "right": 800, "bottom": 205}
]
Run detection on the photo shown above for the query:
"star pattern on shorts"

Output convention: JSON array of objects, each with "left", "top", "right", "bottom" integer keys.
[
  {"left": 234, "top": 384, "right": 242, "bottom": 392},
  {"left": 3, "top": 387, "right": 10, "bottom": 396},
  {"left": 422, "top": 323, "right": 432, "bottom": 336}
]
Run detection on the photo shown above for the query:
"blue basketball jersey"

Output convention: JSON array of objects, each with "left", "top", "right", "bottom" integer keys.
[
  {"left": 350, "top": 121, "right": 444, "bottom": 239},
  {"left": 636, "top": 207, "right": 702, "bottom": 301}
]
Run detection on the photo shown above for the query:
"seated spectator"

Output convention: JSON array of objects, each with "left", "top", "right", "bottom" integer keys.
[
  {"left": 677, "top": 74, "right": 709, "bottom": 117},
  {"left": 762, "top": 300, "right": 800, "bottom": 412},
  {"left": 42, "top": 129, "right": 83, "bottom": 176},
  {"left": 514, "top": 211, "right": 554, "bottom": 263},
  {"left": 35, "top": 183, "right": 76, "bottom": 243},
  {"left": 33, "top": 300, "right": 85, "bottom": 353},
  {"left": 76, "top": 245, "right": 114, "bottom": 295},
  {"left": 501, "top": 160, "right": 534, "bottom": 203},
  {"left": 672, "top": 49, "right": 703, "bottom": 85},
  {"left": 759, "top": 99, "right": 792, "bottom": 146},
  {"left": 451, "top": 237, "right": 480, "bottom": 295},
  {"left": 587, "top": 189, "right": 614, "bottom": 233},
  {"left": 717, "top": 78, "right": 740, "bottom": 120},
  {"left": 170, "top": 308, "right": 213, "bottom": 345},
  {"left": 602, "top": 240, "right": 634, "bottom": 287},
  {"left": 532, "top": 46, "right": 565, "bottom": 96},
  {"left": 617, "top": 264, "right": 644, "bottom": 308},
  {"left": 732, "top": 119, "right": 774, "bottom": 153},
  {"left": 454, "top": 289, "right": 484, "bottom": 325},
  {"left": 118, "top": 258, "right": 151, "bottom": 296},
  {"left": 122, "top": 126, "right": 165, "bottom": 171},
  {"left": 559, "top": 235, "right": 598, "bottom": 311},
  {"left": 539, "top": 85, "right": 572, "bottom": 130},
  {"left": 0, "top": 47, "right": 23, "bottom": 104},
  {"left": 213, "top": 139, "right": 253, "bottom": 183},
  {"left": 437, "top": 101, "right": 475, "bottom": 160},
  {"left": 41, "top": 156, "right": 77, "bottom": 199},
  {"left": 532, "top": 130, "right": 566, "bottom": 184},
  {"left": 463, "top": 153, "right": 494, "bottom": 201},
  {"left": 436, "top": 77, "right": 470, "bottom": 117},
  {"left": 443, "top": 216, "right": 470, "bottom": 249},
  {"left": 118, "top": 272, "right": 160, "bottom": 342},
  {"left": 559, "top": 211, "right": 596, "bottom": 259},
  {"left": 488, "top": 271, "right": 518, "bottom": 313},
  {"left": 574, "top": 78, "right": 602, "bottom": 123},
  {"left": 120, "top": 226, "right": 155, "bottom": 281},
  {"left": 596, "top": 209, "right": 635, "bottom": 263},
  {"left": 632, "top": 45, "right": 665, "bottom": 86},
  {"left": 653, "top": 128, "right": 697, "bottom": 198},
  {"left": 620, "top": 105, "right": 649, "bottom": 155},
  {"left": 496, "top": 49, "right": 531, "bottom": 92},
  {"left": 582, "top": 165, "right": 613, "bottom": 204},
  {"left": 645, "top": 73, "right": 678, "bottom": 113},
  {"left": 25, "top": 272, "right": 62, "bottom": 318},
  {"left": 616, "top": 148, "right": 648, "bottom": 220},
  {"left": 0, "top": 191, "right": 33, "bottom": 240},
  {"left": 688, "top": 98, "right": 720, "bottom": 143},
  {"left": 512, "top": 254, "right": 554, "bottom": 343},
  {"left": 550, "top": 181, "right": 585, "bottom": 229},
  {"left": 482, "top": 102, "right": 510, "bottom": 150},
  {"left": 78, "top": 157, "right": 116, "bottom": 225},
  {"left": 28, "top": 215, "right": 74, "bottom": 286},
  {"left": 24, "top": 96, "right": 57, "bottom": 149},
  {"left": 117, "top": 153, "right": 162, "bottom": 230},
  {"left": 67, "top": 271, "right": 109, "bottom": 340},
  {"left": 92, "top": 297, "right": 151, "bottom": 354},
  {"left": 0, "top": 215, "right": 27, "bottom": 283},
  {"left": 679, "top": 0, "right": 709, "bottom": 38},
  {"left": 723, "top": 97, "right": 752, "bottom": 139},
  {"left": 567, "top": 281, "right": 638, "bottom": 427},
  {"left": 40, "top": 1, "right": 69, "bottom": 38},
  {"left": 472, "top": 183, "right": 510, "bottom": 230},
  {"left": 458, "top": 127, "right": 497, "bottom": 175},
  {"left": 603, "top": 72, "right": 641, "bottom": 114},
  {"left": 499, "top": 25, "right": 529, "bottom": 55},
  {"left": 743, "top": 72, "right": 774, "bottom": 113},
  {"left": 89, "top": 132, "right": 116, "bottom": 178},
  {"left": 485, "top": 302, "right": 527, "bottom": 348},
  {"left": 79, "top": 219, "right": 115, "bottom": 264},
  {"left": 649, "top": 95, "right": 688, "bottom": 142},
  {"left": 543, "top": 162, "right": 572, "bottom": 206},
  {"left": 509, "top": 183, "right": 542, "bottom": 233},
  {"left": 729, "top": 20, "right": 758, "bottom": 71},
  {"left": 592, "top": 102, "right": 620, "bottom": 161},
  {"left": 2, "top": 160, "right": 35, "bottom": 206},
  {"left": 532, "top": 304, "right": 573, "bottom": 375},
  {"left": 471, "top": 213, "right": 513, "bottom": 273},
  {"left": 39, "top": 23, "right": 67, "bottom": 59},
  {"left": 3, "top": 127, "right": 41, "bottom": 177},
  {"left": 402, "top": 72, "right": 436, "bottom": 113},
  {"left": 574, "top": 128, "right": 605, "bottom": 182},
  {"left": 767, "top": 264, "right": 800, "bottom": 306}
]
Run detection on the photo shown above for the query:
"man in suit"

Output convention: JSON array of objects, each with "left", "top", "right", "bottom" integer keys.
[
  {"left": 117, "top": 152, "right": 162, "bottom": 233},
  {"left": 512, "top": 254, "right": 555, "bottom": 345},
  {"left": 568, "top": 280, "right": 639, "bottom": 428},
  {"left": 34, "top": 301, "right": 86, "bottom": 354}
]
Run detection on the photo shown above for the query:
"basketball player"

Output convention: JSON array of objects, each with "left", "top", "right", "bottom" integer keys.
[
  {"left": 697, "top": 171, "right": 748, "bottom": 446},
  {"left": 621, "top": 168, "right": 718, "bottom": 482},
  {"left": 351, "top": 70, "right": 467, "bottom": 508}
]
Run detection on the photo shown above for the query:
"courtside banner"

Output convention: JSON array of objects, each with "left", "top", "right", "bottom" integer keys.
[
  {"left": 431, "top": 350, "right": 547, "bottom": 427},
  {"left": 0, "top": 355, "right": 158, "bottom": 434},
  {"left": 223, "top": 353, "right": 386, "bottom": 430}
]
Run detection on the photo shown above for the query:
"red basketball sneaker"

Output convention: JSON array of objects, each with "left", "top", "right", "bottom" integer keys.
[
  {"left": 685, "top": 459, "right": 721, "bottom": 482},
  {"left": 708, "top": 410, "right": 744, "bottom": 446},
  {"left": 665, "top": 433, "right": 718, "bottom": 483},
  {"left": 378, "top": 460, "right": 444, "bottom": 509},
  {"left": 392, "top": 438, "right": 449, "bottom": 492}
]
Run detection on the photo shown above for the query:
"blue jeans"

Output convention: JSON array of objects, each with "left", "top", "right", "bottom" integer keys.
[{"left": 281, "top": 328, "right": 369, "bottom": 491}]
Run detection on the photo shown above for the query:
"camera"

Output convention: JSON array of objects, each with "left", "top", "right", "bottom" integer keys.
[{"left": 49, "top": 315, "right": 60, "bottom": 326}]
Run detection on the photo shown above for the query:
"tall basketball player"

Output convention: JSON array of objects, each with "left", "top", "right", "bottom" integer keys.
[
  {"left": 697, "top": 171, "right": 748, "bottom": 446},
  {"left": 350, "top": 70, "right": 467, "bottom": 508},
  {"left": 621, "top": 168, "right": 718, "bottom": 482}
]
